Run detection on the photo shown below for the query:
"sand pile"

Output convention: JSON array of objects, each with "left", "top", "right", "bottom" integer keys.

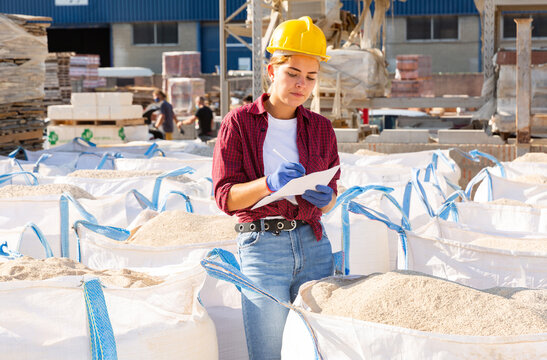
[
  {"left": 302, "top": 271, "right": 547, "bottom": 336},
  {"left": 67, "top": 169, "right": 192, "bottom": 182},
  {"left": 0, "top": 257, "right": 163, "bottom": 288},
  {"left": 513, "top": 153, "right": 547, "bottom": 163},
  {"left": 514, "top": 174, "right": 547, "bottom": 185},
  {"left": 0, "top": 184, "right": 94, "bottom": 199},
  {"left": 127, "top": 210, "right": 237, "bottom": 246}
]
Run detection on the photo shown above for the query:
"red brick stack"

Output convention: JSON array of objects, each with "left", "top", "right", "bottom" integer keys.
[
  {"left": 69, "top": 54, "right": 105, "bottom": 93},
  {"left": 391, "top": 55, "right": 433, "bottom": 98}
]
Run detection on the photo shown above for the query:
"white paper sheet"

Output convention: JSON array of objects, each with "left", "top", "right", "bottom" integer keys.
[{"left": 251, "top": 165, "right": 340, "bottom": 210}]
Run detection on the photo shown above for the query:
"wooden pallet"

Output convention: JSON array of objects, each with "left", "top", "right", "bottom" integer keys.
[{"left": 49, "top": 118, "right": 146, "bottom": 126}]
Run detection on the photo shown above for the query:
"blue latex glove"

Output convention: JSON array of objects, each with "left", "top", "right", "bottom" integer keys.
[
  {"left": 302, "top": 185, "right": 334, "bottom": 209},
  {"left": 266, "top": 162, "right": 306, "bottom": 192}
]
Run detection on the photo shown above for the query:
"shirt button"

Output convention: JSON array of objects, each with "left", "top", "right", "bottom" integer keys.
[{"left": 260, "top": 128, "right": 266, "bottom": 132}]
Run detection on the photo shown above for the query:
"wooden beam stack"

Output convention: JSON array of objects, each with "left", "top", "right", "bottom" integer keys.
[{"left": 0, "top": 13, "right": 50, "bottom": 155}]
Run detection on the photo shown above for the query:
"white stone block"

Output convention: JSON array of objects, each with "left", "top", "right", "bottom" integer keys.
[
  {"left": 110, "top": 105, "right": 143, "bottom": 120},
  {"left": 71, "top": 93, "right": 97, "bottom": 107},
  {"left": 438, "top": 130, "right": 505, "bottom": 144},
  {"left": 96, "top": 106, "right": 110, "bottom": 120},
  {"left": 334, "top": 128, "right": 359, "bottom": 143},
  {"left": 47, "top": 105, "right": 73, "bottom": 120},
  {"left": 73, "top": 106, "right": 97, "bottom": 120},
  {"left": 365, "top": 129, "right": 430, "bottom": 144},
  {"left": 96, "top": 92, "right": 133, "bottom": 106}
]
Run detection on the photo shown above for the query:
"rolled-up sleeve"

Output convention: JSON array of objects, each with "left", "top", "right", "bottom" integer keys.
[{"left": 212, "top": 113, "right": 246, "bottom": 216}]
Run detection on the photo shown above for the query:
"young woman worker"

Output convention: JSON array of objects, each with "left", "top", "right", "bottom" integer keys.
[{"left": 212, "top": 16, "right": 340, "bottom": 359}]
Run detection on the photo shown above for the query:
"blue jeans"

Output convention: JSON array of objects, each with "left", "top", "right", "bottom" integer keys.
[{"left": 237, "top": 222, "right": 333, "bottom": 360}]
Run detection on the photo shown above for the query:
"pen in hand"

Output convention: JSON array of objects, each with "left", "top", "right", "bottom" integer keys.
[{"left": 273, "top": 148, "right": 290, "bottom": 163}]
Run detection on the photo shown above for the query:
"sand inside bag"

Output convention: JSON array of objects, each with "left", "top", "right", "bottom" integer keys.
[
  {"left": 301, "top": 271, "right": 547, "bottom": 336},
  {"left": 0, "top": 184, "right": 95, "bottom": 199},
  {"left": 127, "top": 210, "right": 238, "bottom": 246},
  {"left": 0, "top": 256, "right": 163, "bottom": 288}
]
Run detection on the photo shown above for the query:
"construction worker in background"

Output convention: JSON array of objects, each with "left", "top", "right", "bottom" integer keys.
[
  {"left": 178, "top": 96, "right": 215, "bottom": 142},
  {"left": 152, "top": 89, "right": 176, "bottom": 140},
  {"left": 212, "top": 16, "right": 339, "bottom": 359}
]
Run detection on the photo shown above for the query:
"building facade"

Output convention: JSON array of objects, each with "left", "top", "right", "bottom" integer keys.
[{"left": 0, "top": 0, "right": 545, "bottom": 75}]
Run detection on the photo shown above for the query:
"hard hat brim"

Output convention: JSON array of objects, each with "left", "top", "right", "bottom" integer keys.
[{"left": 267, "top": 46, "right": 330, "bottom": 62}]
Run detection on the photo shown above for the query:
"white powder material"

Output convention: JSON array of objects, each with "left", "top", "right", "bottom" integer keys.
[
  {"left": 514, "top": 174, "right": 547, "bottom": 184},
  {"left": 0, "top": 256, "right": 163, "bottom": 288},
  {"left": 469, "top": 237, "right": 547, "bottom": 252},
  {"left": 354, "top": 149, "right": 383, "bottom": 156},
  {"left": 489, "top": 198, "right": 534, "bottom": 207},
  {"left": 67, "top": 169, "right": 192, "bottom": 182},
  {"left": 513, "top": 153, "right": 547, "bottom": 163},
  {"left": 127, "top": 210, "right": 238, "bottom": 246},
  {"left": 0, "top": 184, "right": 95, "bottom": 199},
  {"left": 302, "top": 271, "right": 547, "bottom": 336}
]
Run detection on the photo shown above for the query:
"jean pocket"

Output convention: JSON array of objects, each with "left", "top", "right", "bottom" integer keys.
[{"left": 236, "top": 231, "right": 261, "bottom": 249}]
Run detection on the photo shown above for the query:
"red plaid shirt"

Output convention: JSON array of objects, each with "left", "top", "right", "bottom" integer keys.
[{"left": 212, "top": 93, "right": 340, "bottom": 240}]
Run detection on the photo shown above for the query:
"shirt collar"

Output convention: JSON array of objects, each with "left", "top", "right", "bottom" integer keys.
[{"left": 249, "top": 93, "right": 310, "bottom": 124}]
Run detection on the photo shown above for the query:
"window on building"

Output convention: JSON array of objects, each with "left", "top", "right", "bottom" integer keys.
[
  {"left": 407, "top": 16, "right": 458, "bottom": 40},
  {"left": 133, "top": 23, "right": 178, "bottom": 45},
  {"left": 503, "top": 13, "right": 547, "bottom": 38}
]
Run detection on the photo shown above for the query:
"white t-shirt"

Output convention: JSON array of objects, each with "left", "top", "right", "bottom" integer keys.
[
  {"left": 263, "top": 113, "right": 299, "bottom": 205},
  {"left": 263, "top": 113, "right": 299, "bottom": 176}
]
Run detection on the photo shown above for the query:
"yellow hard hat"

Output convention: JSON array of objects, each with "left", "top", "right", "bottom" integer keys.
[{"left": 267, "top": 16, "right": 330, "bottom": 62}]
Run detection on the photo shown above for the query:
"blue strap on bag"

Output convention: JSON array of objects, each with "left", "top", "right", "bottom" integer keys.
[
  {"left": 8, "top": 146, "right": 28, "bottom": 161},
  {"left": 19, "top": 222, "right": 54, "bottom": 258},
  {"left": 151, "top": 166, "right": 195, "bottom": 209},
  {"left": 32, "top": 153, "right": 52, "bottom": 173},
  {"left": 144, "top": 143, "right": 166, "bottom": 158},
  {"left": 326, "top": 185, "right": 408, "bottom": 275},
  {"left": 0, "top": 242, "right": 22, "bottom": 259},
  {"left": 347, "top": 201, "right": 409, "bottom": 270},
  {"left": 464, "top": 168, "right": 493, "bottom": 201},
  {"left": 201, "top": 248, "right": 325, "bottom": 360},
  {"left": 82, "top": 279, "right": 118, "bottom": 360},
  {"left": 127, "top": 189, "right": 155, "bottom": 210},
  {"left": 0, "top": 171, "right": 39, "bottom": 186},
  {"left": 60, "top": 193, "right": 99, "bottom": 258},
  {"left": 73, "top": 221, "right": 130, "bottom": 262},
  {"left": 96, "top": 152, "right": 123, "bottom": 170},
  {"left": 73, "top": 137, "right": 97, "bottom": 148},
  {"left": 158, "top": 191, "right": 193, "bottom": 213}
]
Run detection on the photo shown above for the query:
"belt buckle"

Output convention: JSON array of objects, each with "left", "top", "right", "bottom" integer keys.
[{"left": 287, "top": 220, "right": 297, "bottom": 231}]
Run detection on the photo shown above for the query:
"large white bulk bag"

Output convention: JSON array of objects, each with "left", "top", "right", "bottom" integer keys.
[
  {"left": 201, "top": 252, "right": 547, "bottom": 360},
  {"left": 115, "top": 156, "right": 212, "bottom": 178},
  {"left": 0, "top": 191, "right": 151, "bottom": 259},
  {"left": 76, "top": 223, "right": 246, "bottom": 360},
  {"left": 447, "top": 201, "right": 547, "bottom": 234},
  {"left": 1, "top": 223, "right": 54, "bottom": 259},
  {"left": 281, "top": 280, "right": 547, "bottom": 360},
  {"left": 322, "top": 185, "right": 407, "bottom": 274},
  {"left": 76, "top": 221, "right": 237, "bottom": 270},
  {"left": 0, "top": 264, "right": 218, "bottom": 360},
  {"left": 348, "top": 201, "right": 547, "bottom": 289},
  {"left": 468, "top": 169, "right": 547, "bottom": 205},
  {"left": 51, "top": 167, "right": 212, "bottom": 199}
]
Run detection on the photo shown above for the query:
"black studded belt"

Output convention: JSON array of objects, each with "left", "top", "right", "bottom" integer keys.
[{"left": 235, "top": 219, "right": 307, "bottom": 235}]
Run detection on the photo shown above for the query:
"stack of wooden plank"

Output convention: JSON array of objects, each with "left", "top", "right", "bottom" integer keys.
[
  {"left": 0, "top": 13, "right": 50, "bottom": 155},
  {"left": 44, "top": 53, "right": 62, "bottom": 106},
  {"left": 391, "top": 55, "right": 433, "bottom": 98},
  {"left": 56, "top": 52, "right": 73, "bottom": 104}
]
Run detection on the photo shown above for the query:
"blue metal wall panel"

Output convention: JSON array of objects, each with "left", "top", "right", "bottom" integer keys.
[
  {"left": 0, "top": 1, "right": 478, "bottom": 26},
  {"left": 388, "top": 0, "right": 478, "bottom": 16},
  {"left": 201, "top": 23, "right": 252, "bottom": 73},
  {"left": 0, "top": 0, "right": 247, "bottom": 26},
  {"left": 340, "top": 0, "right": 478, "bottom": 17}
]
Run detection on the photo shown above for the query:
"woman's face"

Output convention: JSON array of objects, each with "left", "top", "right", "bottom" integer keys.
[{"left": 268, "top": 55, "right": 319, "bottom": 109}]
